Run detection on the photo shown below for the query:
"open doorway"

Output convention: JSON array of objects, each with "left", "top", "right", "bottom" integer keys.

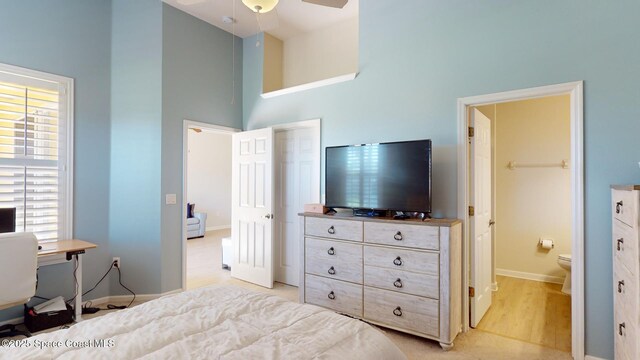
[
  {"left": 472, "top": 95, "right": 572, "bottom": 352},
  {"left": 458, "top": 82, "right": 584, "bottom": 359},
  {"left": 182, "top": 121, "right": 239, "bottom": 290}
]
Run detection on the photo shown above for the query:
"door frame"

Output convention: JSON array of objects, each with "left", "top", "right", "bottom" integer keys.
[
  {"left": 457, "top": 81, "right": 584, "bottom": 359},
  {"left": 272, "top": 118, "right": 321, "bottom": 286},
  {"left": 181, "top": 119, "right": 241, "bottom": 291}
]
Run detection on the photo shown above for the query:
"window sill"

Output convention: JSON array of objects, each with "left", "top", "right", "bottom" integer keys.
[
  {"left": 261, "top": 72, "right": 358, "bottom": 99},
  {"left": 38, "top": 253, "right": 68, "bottom": 267}
]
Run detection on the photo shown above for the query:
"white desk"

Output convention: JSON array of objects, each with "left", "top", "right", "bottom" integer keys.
[{"left": 38, "top": 239, "right": 97, "bottom": 321}]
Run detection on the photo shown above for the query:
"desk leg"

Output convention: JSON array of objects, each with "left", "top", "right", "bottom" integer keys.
[{"left": 75, "top": 254, "right": 83, "bottom": 321}]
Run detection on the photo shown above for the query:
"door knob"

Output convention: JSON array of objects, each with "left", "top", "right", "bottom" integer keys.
[{"left": 264, "top": 214, "right": 273, "bottom": 219}]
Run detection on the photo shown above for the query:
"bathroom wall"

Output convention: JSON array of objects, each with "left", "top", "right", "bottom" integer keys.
[{"left": 481, "top": 95, "right": 572, "bottom": 282}]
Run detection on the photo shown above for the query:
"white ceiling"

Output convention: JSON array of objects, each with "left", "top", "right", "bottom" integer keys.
[{"left": 163, "top": 0, "right": 358, "bottom": 40}]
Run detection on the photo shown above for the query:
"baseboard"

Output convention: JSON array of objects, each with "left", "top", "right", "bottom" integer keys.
[
  {"left": 491, "top": 281, "right": 499, "bottom": 291},
  {"left": 496, "top": 268, "right": 564, "bottom": 284},
  {"left": 585, "top": 355, "right": 608, "bottom": 360},
  {"left": 206, "top": 225, "right": 231, "bottom": 232},
  {"left": 0, "top": 289, "right": 183, "bottom": 328}
]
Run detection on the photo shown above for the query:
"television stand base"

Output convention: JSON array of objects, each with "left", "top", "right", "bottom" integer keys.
[{"left": 352, "top": 209, "right": 387, "bottom": 217}]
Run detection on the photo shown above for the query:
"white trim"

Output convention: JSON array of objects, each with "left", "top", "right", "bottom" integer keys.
[
  {"left": 457, "top": 81, "right": 584, "bottom": 360},
  {"left": 205, "top": 225, "right": 231, "bottom": 232},
  {"left": 182, "top": 120, "right": 240, "bottom": 291},
  {"left": 495, "top": 269, "right": 565, "bottom": 285},
  {"left": 0, "top": 289, "right": 183, "bottom": 328},
  {"left": 260, "top": 73, "right": 358, "bottom": 99},
  {"left": 584, "top": 356, "right": 607, "bottom": 360}
]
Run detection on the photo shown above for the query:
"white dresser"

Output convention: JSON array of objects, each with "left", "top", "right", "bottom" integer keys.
[
  {"left": 612, "top": 186, "right": 640, "bottom": 360},
  {"left": 298, "top": 213, "right": 462, "bottom": 350}
]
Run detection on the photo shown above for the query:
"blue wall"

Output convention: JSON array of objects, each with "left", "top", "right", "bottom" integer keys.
[
  {"left": 160, "top": 4, "right": 243, "bottom": 292},
  {"left": 0, "top": 0, "right": 112, "bottom": 321},
  {"left": 109, "top": 0, "right": 164, "bottom": 295},
  {"left": 243, "top": 1, "right": 640, "bottom": 358}
]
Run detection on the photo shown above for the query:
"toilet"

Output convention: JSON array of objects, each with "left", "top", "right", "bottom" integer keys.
[{"left": 557, "top": 254, "right": 572, "bottom": 295}]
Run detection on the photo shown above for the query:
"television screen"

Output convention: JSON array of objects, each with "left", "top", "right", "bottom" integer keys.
[{"left": 325, "top": 140, "right": 432, "bottom": 213}]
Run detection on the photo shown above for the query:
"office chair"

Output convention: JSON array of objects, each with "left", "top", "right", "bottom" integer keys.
[{"left": 0, "top": 232, "right": 38, "bottom": 338}]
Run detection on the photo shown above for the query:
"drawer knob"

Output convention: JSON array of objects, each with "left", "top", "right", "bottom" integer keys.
[
  {"left": 328, "top": 266, "right": 336, "bottom": 275},
  {"left": 619, "top": 322, "right": 626, "bottom": 336},
  {"left": 393, "top": 278, "right": 403, "bottom": 288},
  {"left": 393, "top": 256, "right": 403, "bottom": 266},
  {"left": 328, "top": 291, "right": 335, "bottom": 300},
  {"left": 394, "top": 231, "right": 403, "bottom": 241},
  {"left": 617, "top": 238, "right": 624, "bottom": 251},
  {"left": 393, "top": 306, "right": 403, "bottom": 317},
  {"left": 616, "top": 201, "right": 623, "bottom": 214},
  {"left": 327, "top": 247, "right": 335, "bottom": 255},
  {"left": 618, "top": 280, "right": 625, "bottom": 293},
  {"left": 328, "top": 226, "right": 335, "bottom": 235}
]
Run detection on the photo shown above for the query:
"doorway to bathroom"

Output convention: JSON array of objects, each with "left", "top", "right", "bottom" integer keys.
[{"left": 458, "top": 82, "right": 584, "bottom": 357}]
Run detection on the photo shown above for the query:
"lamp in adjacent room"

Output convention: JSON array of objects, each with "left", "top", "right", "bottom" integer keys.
[{"left": 242, "top": 0, "right": 279, "bottom": 13}]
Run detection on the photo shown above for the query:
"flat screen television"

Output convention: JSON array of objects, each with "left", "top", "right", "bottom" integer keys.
[{"left": 325, "top": 139, "right": 432, "bottom": 214}]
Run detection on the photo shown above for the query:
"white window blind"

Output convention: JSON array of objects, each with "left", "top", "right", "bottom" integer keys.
[{"left": 0, "top": 64, "right": 73, "bottom": 242}]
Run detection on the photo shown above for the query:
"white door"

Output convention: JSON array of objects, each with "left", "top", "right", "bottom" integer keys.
[
  {"left": 231, "top": 128, "right": 274, "bottom": 288},
  {"left": 470, "top": 108, "right": 493, "bottom": 327},
  {"left": 274, "top": 127, "right": 320, "bottom": 286}
]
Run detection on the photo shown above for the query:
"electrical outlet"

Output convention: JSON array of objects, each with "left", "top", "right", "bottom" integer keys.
[{"left": 113, "top": 257, "right": 121, "bottom": 268}]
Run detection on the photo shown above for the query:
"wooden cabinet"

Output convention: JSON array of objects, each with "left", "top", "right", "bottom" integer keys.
[
  {"left": 299, "top": 213, "right": 462, "bottom": 350},
  {"left": 611, "top": 186, "right": 640, "bottom": 360}
]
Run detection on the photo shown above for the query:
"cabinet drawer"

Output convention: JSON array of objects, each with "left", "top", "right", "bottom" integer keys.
[
  {"left": 364, "top": 222, "right": 439, "bottom": 250},
  {"left": 306, "top": 239, "right": 362, "bottom": 284},
  {"left": 614, "top": 262, "right": 638, "bottom": 321},
  {"left": 613, "top": 219, "right": 639, "bottom": 276},
  {"left": 614, "top": 309, "right": 637, "bottom": 360},
  {"left": 613, "top": 189, "right": 637, "bottom": 229},
  {"left": 364, "top": 266, "right": 439, "bottom": 299},
  {"left": 364, "top": 245, "right": 439, "bottom": 275},
  {"left": 364, "top": 286, "right": 439, "bottom": 337},
  {"left": 305, "top": 217, "right": 363, "bottom": 242},
  {"left": 305, "top": 274, "right": 362, "bottom": 317}
]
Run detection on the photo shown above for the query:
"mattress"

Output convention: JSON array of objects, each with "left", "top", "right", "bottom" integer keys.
[{"left": 2, "top": 285, "right": 406, "bottom": 360}]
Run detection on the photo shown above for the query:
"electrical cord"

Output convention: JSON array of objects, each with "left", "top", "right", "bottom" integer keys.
[
  {"left": 105, "top": 266, "right": 136, "bottom": 309},
  {"left": 67, "top": 260, "right": 136, "bottom": 311}
]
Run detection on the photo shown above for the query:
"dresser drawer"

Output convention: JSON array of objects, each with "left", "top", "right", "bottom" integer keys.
[
  {"left": 364, "top": 222, "right": 439, "bottom": 250},
  {"left": 305, "top": 217, "right": 363, "bottom": 242},
  {"left": 305, "top": 274, "right": 363, "bottom": 317},
  {"left": 614, "top": 262, "right": 638, "bottom": 321},
  {"left": 305, "top": 239, "right": 363, "bottom": 284},
  {"left": 613, "top": 219, "right": 639, "bottom": 276},
  {"left": 613, "top": 189, "right": 637, "bottom": 229},
  {"left": 364, "top": 245, "right": 439, "bottom": 275},
  {"left": 614, "top": 309, "right": 637, "bottom": 360},
  {"left": 364, "top": 266, "right": 439, "bottom": 299},
  {"left": 364, "top": 286, "right": 439, "bottom": 337}
]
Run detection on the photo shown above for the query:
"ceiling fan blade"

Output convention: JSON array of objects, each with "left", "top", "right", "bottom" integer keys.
[{"left": 302, "top": 0, "right": 348, "bottom": 9}]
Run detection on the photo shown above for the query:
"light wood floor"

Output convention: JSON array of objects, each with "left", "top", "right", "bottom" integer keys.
[{"left": 476, "top": 275, "right": 571, "bottom": 353}]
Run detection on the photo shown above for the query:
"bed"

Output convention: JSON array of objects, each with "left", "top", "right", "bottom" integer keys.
[{"left": 3, "top": 285, "right": 406, "bottom": 359}]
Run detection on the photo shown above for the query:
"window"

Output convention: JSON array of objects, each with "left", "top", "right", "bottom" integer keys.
[{"left": 0, "top": 63, "right": 73, "bottom": 242}]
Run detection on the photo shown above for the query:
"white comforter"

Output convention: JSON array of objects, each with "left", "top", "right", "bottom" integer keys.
[{"left": 2, "top": 285, "right": 406, "bottom": 359}]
